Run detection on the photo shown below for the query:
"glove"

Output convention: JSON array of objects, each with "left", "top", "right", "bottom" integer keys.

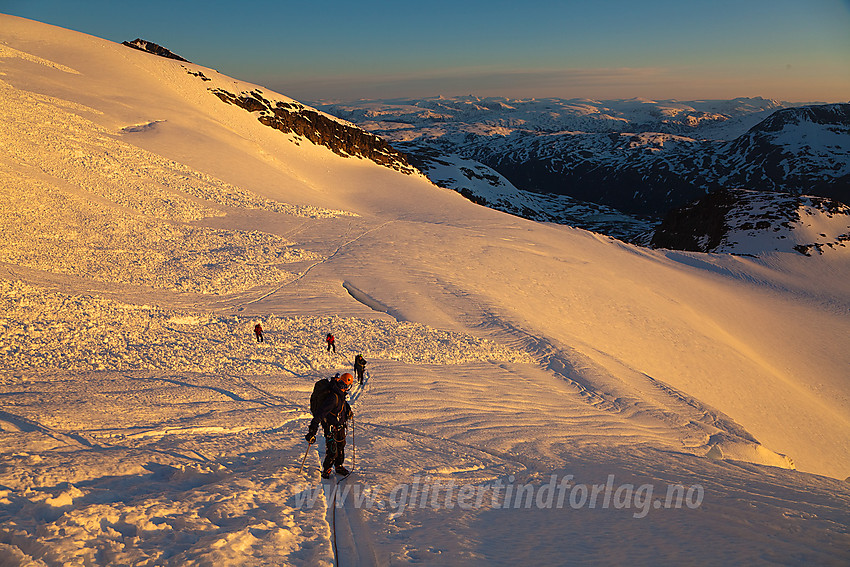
[
  {"left": 305, "top": 429, "right": 317, "bottom": 444},
  {"left": 347, "top": 408, "right": 354, "bottom": 420}
]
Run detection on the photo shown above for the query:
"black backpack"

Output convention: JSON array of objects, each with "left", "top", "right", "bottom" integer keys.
[{"left": 310, "top": 376, "right": 337, "bottom": 416}]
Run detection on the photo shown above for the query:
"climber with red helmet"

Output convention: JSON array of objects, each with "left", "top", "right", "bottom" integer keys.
[{"left": 306, "top": 372, "right": 354, "bottom": 478}]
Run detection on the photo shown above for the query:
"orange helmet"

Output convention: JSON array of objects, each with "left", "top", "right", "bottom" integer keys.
[{"left": 338, "top": 372, "right": 354, "bottom": 389}]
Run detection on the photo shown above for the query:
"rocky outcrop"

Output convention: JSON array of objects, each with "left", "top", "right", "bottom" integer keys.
[
  {"left": 122, "top": 39, "right": 189, "bottom": 62},
  {"left": 209, "top": 88, "right": 415, "bottom": 174},
  {"left": 650, "top": 188, "right": 850, "bottom": 256},
  {"left": 649, "top": 189, "right": 739, "bottom": 252}
]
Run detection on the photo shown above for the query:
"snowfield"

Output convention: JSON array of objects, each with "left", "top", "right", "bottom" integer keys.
[
  {"left": 0, "top": 280, "right": 531, "bottom": 373},
  {"left": 1, "top": 14, "right": 849, "bottom": 566}
]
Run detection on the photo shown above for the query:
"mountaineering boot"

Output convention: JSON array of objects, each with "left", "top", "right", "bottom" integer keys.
[
  {"left": 321, "top": 468, "right": 332, "bottom": 479},
  {"left": 335, "top": 465, "right": 350, "bottom": 477}
]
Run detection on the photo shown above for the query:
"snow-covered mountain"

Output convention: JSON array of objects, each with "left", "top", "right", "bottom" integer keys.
[
  {"left": 651, "top": 188, "right": 850, "bottom": 256},
  {"left": 313, "top": 96, "right": 850, "bottom": 219},
  {"left": 722, "top": 104, "right": 850, "bottom": 201},
  {"left": 312, "top": 95, "right": 793, "bottom": 139},
  {"left": 1, "top": 14, "right": 849, "bottom": 566}
]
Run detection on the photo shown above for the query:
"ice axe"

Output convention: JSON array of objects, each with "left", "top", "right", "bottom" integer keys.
[{"left": 299, "top": 439, "right": 314, "bottom": 475}]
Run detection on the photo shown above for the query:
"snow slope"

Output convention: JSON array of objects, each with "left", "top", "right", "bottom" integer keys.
[{"left": 1, "top": 14, "right": 849, "bottom": 566}]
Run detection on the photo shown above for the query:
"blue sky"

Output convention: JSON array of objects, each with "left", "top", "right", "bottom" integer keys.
[{"left": 3, "top": 0, "right": 849, "bottom": 102}]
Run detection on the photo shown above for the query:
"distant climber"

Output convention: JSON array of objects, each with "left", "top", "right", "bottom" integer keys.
[
  {"left": 326, "top": 333, "right": 336, "bottom": 353},
  {"left": 354, "top": 354, "right": 367, "bottom": 384},
  {"left": 254, "top": 323, "right": 264, "bottom": 343},
  {"left": 306, "top": 372, "right": 354, "bottom": 478}
]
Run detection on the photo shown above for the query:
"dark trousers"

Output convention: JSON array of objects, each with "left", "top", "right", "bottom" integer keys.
[
  {"left": 255, "top": 332, "right": 263, "bottom": 342},
  {"left": 322, "top": 424, "right": 346, "bottom": 470}
]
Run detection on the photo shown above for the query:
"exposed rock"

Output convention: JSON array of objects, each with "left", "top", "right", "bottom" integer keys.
[
  {"left": 651, "top": 188, "right": 850, "bottom": 256},
  {"left": 208, "top": 88, "right": 416, "bottom": 174},
  {"left": 122, "top": 38, "right": 189, "bottom": 62},
  {"left": 650, "top": 189, "right": 737, "bottom": 252}
]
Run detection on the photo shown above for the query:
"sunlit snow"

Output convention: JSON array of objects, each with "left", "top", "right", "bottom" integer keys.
[{"left": 1, "top": 14, "right": 848, "bottom": 566}]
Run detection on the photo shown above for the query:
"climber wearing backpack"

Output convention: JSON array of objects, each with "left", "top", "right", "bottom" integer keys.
[
  {"left": 306, "top": 372, "right": 354, "bottom": 478},
  {"left": 254, "top": 323, "right": 264, "bottom": 343},
  {"left": 353, "top": 354, "right": 367, "bottom": 385}
]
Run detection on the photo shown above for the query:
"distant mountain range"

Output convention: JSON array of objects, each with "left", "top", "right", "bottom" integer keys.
[
  {"left": 311, "top": 96, "right": 850, "bottom": 252},
  {"left": 313, "top": 96, "right": 849, "bottom": 213},
  {"left": 312, "top": 95, "right": 793, "bottom": 139}
]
